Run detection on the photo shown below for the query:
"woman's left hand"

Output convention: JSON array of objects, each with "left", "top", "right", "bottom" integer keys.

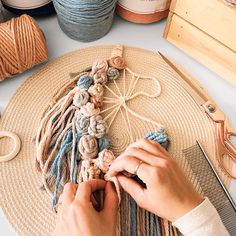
[{"left": 53, "top": 179, "right": 118, "bottom": 236}]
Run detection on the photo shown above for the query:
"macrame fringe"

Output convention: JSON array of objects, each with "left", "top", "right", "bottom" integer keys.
[{"left": 35, "top": 45, "right": 177, "bottom": 235}]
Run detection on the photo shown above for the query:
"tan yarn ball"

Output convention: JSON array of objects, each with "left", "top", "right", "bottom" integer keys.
[{"left": 0, "top": 14, "right": 48, "bottom": 81}]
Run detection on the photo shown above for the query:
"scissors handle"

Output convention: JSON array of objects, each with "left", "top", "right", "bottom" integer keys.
[
  {"left": 216, "top": 121, "right": 236, "bottom": 179},
  {"left": 202, "top": 101, "right": 236, "bottom": 179}
]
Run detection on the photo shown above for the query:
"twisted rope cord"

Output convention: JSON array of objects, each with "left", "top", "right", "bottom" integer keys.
[{"left": 102, "top": 66, "right": 164, "bottom": 142}]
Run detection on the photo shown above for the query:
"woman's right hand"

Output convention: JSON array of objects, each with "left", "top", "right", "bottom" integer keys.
[{"left": 105, "top": 139, "right": 204, "bottom": 222}]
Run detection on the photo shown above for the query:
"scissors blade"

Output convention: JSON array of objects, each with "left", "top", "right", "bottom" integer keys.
[
  {"left": 158, "top": 52, "right": 210, "bottom": 104},
  {"left": 196, "top": 140, "right": 236, "bottom": 212}
]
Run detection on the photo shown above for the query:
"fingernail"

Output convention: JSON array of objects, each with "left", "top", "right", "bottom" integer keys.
[{"left": 104, "top": 174, "right": 109, "bottom": 180}]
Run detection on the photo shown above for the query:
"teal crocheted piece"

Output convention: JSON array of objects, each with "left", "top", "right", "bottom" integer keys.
[
  {"left": 145, "top": 128, "right": 169, "bottom": 149},
  {"left": 77, "top": 74, "right": 93, "bottom": 90}
]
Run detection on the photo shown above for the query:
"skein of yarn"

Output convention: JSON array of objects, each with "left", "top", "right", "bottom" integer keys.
[
  {"left": 116, "top": 0, "right": 171, "bottom": 24},
  {"left": 0, "top": 14, "right": 48, "bottom": 81},
  {"left": 0, "top": 0, "right": 4, "bottom": 22},
  {"left": 53, "top": 0, "right": 118, "bottom": 42},
  {"left": 2, "top": 0, "right": 55, "bottom": 16}
]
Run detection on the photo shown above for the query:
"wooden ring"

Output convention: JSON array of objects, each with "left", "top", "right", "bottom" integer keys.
[{"left": 0, "top": 131, "right": 21, "bottom": 162}]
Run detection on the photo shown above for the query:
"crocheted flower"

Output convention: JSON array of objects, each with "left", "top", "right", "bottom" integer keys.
[
  {"left": 96, "top": 149, "right": 116, "bottom": 173},
  {"left": 80, "top": 102, "right": 100, "bottom": 118},
  {"left": 79, "top": 135, "right": 98, "bottom": 159},
  {"left": 98, "top": 137, "right": 111, "bottom": 152},
  {"left": 108, "top": 56, "right": 126, "bottom": 70},
  {"left": 90, "top": 95, "right": 103, "bottom": 108},
  {"left": 88, "top": 83, "right": 104, "bottom": 98},
  {"left": 77, "top": 74, "right": 93, "bottom": 90},
  {"left": 78, "top": 159, "right": 101, "bottom": 183},
  {"left": 73, "top": 90, "right": 89, "bottom": 108},
  {"left": 93, "top": 72, "right": 108, "bottom": 85},
  {"left": 88, "top": 115, "right": 108, "bottom": 139},
  {"left": 75, "top": 114, "right": 90, "bottom": 135},
  {"left": 91, "top": 59, "right": 108, "bottom": 75},
  {"left": 107, "top": 67, "right": 120, "bottom": 80}
]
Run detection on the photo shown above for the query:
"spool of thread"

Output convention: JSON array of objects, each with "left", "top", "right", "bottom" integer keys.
[
  {"left": 0, "top": 0, "right": 4, "bottom": 22},
  {"left": 53, "top": 0, "right": 118, "bottom": 42},
  {"left": 0, "top": 14, "right": 48, "bottom": 82},
  {"left": 116, "top": 0, "right": 171, "bottom": 24},
  {"left": 2, "top": 0, "right": 55, "bottom": 16}
]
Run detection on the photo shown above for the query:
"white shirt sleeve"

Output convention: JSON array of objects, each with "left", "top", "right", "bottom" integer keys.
[{"left": 172, "top": 198, "right": 229, "bottom": 236}]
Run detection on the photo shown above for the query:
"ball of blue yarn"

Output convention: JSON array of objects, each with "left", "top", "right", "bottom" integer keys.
[
  {"left": 145, "top": 128, "right": 169, "bottom": 149},
  {"left": 98, "top": 137, "right": 111, "bottom": 152},
  {"left": 77, "top": 75, "right": 93, "bottom": 90}
]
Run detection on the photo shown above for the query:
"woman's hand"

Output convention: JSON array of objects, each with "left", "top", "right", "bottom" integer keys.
[
  {"left": 106, "top": 139, "right": 203, "bottom": 222},
  {"left": 53, "top": 179, "right": 118, "bottom": 236}
]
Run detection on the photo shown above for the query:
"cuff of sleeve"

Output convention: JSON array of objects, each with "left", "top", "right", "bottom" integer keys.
[{"left": 172, "top": 198, "right": 218, "bottom": 235}]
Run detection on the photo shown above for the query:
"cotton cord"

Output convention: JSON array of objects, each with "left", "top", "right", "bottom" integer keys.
[
  {"left": 2, "top": 0, "right": 55, "bottom": 16},
  {"left": 52, "top": 0, "right": 118, "bottom": 42},
  {"left": 0, "top": 14, "right": 48, "bottom": 81},
  {"left": 35, "top": 45, "right": 168, "bottom": 210}
]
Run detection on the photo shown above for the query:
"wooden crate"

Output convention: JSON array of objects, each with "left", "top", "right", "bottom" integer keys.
[{"left": 164, "top": 0, "right": 236, "bottom": 86}]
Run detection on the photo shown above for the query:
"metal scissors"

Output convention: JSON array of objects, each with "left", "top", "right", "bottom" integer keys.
[{"left": 160, "top": 53, "right": 236, "bottom": 179}]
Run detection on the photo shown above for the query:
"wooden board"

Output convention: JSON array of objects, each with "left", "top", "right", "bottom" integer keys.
[
  {"left": 170, "top": 0, "right": 236, "bottom": 52},
  {"left": 164, "top": 14, "right": 236, "bottom": 86}
]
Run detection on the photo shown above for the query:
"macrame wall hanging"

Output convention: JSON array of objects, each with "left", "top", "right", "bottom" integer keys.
[{"left": 36, "top": 45, "right": 174, "bottom": 235}]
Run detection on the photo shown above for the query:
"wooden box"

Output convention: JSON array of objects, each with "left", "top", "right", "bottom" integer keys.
[{"left": 164, "top": 0, "right": 236, "bottom": 86}]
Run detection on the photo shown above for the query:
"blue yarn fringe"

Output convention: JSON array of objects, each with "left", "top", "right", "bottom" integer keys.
[
  {"left": 128, "top": 128, "right": 169, "bottom": 235},
  {"left": 50, "top": 128, "right": 83, "bottom": 208},
  {"left": 130, "top": 196, "right": 137, "bottom": 236}
]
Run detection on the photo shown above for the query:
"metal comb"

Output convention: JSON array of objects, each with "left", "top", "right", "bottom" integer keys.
[{"left": 183, "top": 141, "right": 236, "bottom": 235}]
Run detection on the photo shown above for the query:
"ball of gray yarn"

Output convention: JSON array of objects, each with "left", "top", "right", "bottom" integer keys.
[
  {"left": 107, "top": 67, "right": 120, "bottom": 80},
  {"left": 88, "top": 115, "right": 108, "bottom": 139},
  {"left": 76, "top": 114, "right": 90, "bottom": 135},
  {"left": 73, "top": 90, "right": 90, "bottom": 108},
  {"left": 79, "top": 135, "right": 98, "bottom": 159}
]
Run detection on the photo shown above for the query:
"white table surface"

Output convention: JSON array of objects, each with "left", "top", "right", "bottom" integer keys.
[{"left": 1, "top": 10, "right": 236, "bottom": 236}]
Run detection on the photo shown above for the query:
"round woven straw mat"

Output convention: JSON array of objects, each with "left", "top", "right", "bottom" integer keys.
[{"left": 0, "top": 45, "right": 230, "bottom": 235}]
